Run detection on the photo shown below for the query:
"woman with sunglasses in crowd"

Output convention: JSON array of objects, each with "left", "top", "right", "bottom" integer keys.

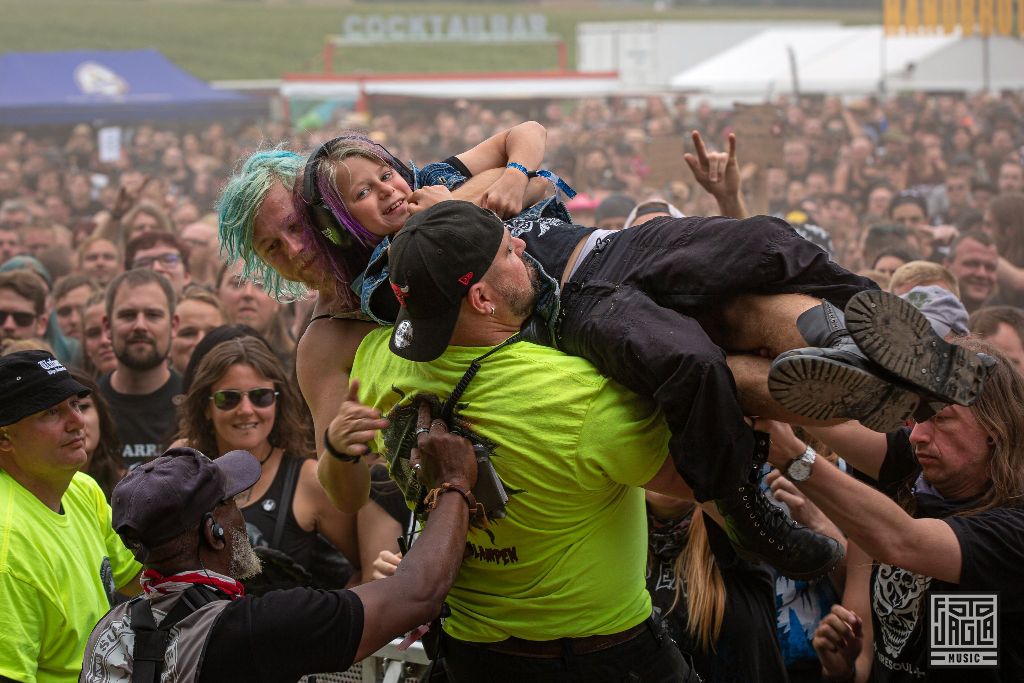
[{"left": 174, "top": 335, "right": 358, "bottom": 590}]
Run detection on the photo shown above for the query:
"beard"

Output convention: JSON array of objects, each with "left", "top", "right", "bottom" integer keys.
[
  {"left": 495, "top": 257, "right": 541, "bottom": 319},
  {"left": 114, "top": 336, "right": 168, "bottom": 371},
  {"left": 227, "top": 527, "right": 263, "bottom": 580}
]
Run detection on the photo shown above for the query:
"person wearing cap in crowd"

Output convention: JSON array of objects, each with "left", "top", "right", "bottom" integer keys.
[
  {"left": 81, "top": 413, "right": 480, "bottom": 683},
  {"left": 322, "top": 199, "right": 700, "bottom": 681},
  {"left": 0, "top": 350, "right": 141, "bottom": 683},
  {"left": 592, "top": 193, "right": 636, "bottom": 230},
  {"left": 621, "top": 197, "right": 685, "bottom": 229}
]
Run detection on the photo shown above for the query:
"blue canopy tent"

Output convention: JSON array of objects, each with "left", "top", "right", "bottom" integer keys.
[{"left": 0, "top": 49, "right": 265, "bottom": 125}]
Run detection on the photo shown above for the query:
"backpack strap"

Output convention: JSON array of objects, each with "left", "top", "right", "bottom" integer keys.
[
  {"left": 130, "top": 586, "right": 224, "bottom": 683},
  {"left": 270, "top": 456, "right": 303, "bottom": 550}
]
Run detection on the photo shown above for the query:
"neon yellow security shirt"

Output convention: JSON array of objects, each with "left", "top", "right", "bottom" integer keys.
[
  {"left": 354, "top": 329, "right": 670, "bottom": 642},
  {"left": 0, "top": 471, "right": 140, "bottom": 683}
]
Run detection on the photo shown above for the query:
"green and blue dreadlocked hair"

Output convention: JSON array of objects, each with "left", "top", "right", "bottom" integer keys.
[{"left": 217, "top": 149, "right": 310, "bottom": 303}]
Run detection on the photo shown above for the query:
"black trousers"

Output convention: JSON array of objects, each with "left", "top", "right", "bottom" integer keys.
[
  {"left": 558, "top": 214, "right": 877, "bottom": 501},
  {"left": 441, "top": 619, "right": 695, "bottom": 683}
]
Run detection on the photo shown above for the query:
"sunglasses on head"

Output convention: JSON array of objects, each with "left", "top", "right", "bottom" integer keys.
[
  {"left": 0, "top": 310, "right": 37, "bottom": 326},
  {"left": 209, "top": 388, "right": 279, "bottom": 410}
]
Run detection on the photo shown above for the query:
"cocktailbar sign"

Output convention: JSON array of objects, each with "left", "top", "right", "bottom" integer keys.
[{"left": 339, "top": 13, "right": 555, "bottom": 43}]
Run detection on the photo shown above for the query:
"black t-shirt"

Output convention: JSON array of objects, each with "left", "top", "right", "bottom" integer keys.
[
  {"left": 98, "top": 370, "right": 182, "bottom": 467},
  {"left": 647, "top": 516, "right": 788, "bottom": 683},
  {"left": 869, "top": 430, "right": 1024, "bottom": 682},
  {"left": 505, "top": 216, "right": 596, "bottom": 283},
  {"left": 198, "top": 587, "right": 364, "bottom": 682}
]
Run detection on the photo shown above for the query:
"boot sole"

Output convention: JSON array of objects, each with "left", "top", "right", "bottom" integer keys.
[
  {"left": 769, "top": 354, "right": 919, "bottom": 432},
  {"left": 844, "top": 290, "right": 988, "bottom": 406}
]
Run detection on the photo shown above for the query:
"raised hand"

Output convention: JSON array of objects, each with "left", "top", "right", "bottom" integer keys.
[
  {"left": 325, "top": 378, "right": 389, "bottom": 458},
  {"left": 684, "top": 130, "right": 741, "bottom": 202},
  {"left": 813, "top": 605, "right": 863, "bottom": 681}
]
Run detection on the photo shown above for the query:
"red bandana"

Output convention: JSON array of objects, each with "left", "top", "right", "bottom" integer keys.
[{"left": 139, "top": 568, "right": 246, "bottom": 600}]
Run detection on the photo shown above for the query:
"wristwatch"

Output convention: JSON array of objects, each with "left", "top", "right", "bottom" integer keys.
[{"left": 784, "top": 444, "right": 817, "bottom": 482}]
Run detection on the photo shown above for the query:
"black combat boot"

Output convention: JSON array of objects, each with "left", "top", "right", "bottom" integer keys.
[
  {"left": 714, "top": 431, "right": 844, "bottom": 581},
  {"left": 843, "top": 289, "right": 993, "bottom": 408},
  {"left": 768, "top": 298, "right": 925, "bottom": 432}
]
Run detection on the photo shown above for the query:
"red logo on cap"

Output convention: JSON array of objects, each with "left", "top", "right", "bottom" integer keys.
[
  {"left": 458, "top": 272, "right": 473, "bottom": 286},
  {"left": 391, "top": 283, "right": 409, "bottom": 307}
]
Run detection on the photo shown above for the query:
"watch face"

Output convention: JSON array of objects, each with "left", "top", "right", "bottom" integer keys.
[{"left": 788, "top": 458, "right": 812, "bottom": 481}]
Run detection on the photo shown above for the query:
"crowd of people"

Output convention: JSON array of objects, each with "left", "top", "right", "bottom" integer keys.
[{"left": 0, "top": 86, "right": 1022, "bottom": 683}]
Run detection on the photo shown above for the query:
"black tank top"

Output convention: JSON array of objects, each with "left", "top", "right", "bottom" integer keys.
[{"left": 242, "top": 456, "right": 316, "bottom": 570}]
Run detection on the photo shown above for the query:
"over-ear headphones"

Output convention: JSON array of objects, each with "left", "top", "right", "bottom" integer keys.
[
  {"left": 203, "top": 512, "right": 225, "bottom": 540},
  {"left": 301, "top": 134, "right": 415, "bottom": 249},
  {"left": 302, "top": 138, "right": 350, "bottom": 247}
]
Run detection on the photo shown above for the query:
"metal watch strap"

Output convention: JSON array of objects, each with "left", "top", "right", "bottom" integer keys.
[{"left": 784, "top": 444, "right": 817, "bottom": 481}]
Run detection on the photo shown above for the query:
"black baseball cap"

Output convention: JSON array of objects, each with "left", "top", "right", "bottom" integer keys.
[
  {"left": 111, "top": 447, "right": 260, "bottom": 551},
  {"left": 0, "top": 350, "right": 90, "bottom": 427},
  {"left": 387, "top": 200, "right": 505, "bottom": 361}
]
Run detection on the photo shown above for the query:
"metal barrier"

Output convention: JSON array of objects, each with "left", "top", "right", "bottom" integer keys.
[{"left": 301, "top": 639, "right": 429, "bottom": 683}]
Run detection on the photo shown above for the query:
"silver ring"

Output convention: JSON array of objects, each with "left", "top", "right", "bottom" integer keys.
[{"left": 414, "top": 427, "right": 430, "bottom": 437}]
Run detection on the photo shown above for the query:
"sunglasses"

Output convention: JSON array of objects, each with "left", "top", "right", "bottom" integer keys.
[
  {"left": 0, "top": 310, "right": 37, "bottom": 326},
  {"left": 209, "top": 388, "right": 279, "bottom": 410}
]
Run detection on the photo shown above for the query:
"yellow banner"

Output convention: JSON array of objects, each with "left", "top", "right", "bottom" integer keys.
[
  {"left": 884, "top": 0, "right": 902, "bottom": 34},
  {"left": 997, "top": 0, "right": 1015, "bottom": 35},
  {"left": 942, "top": 0, "right": 959, "bottom": 33},
  {"left": 905, "top": 0, "right": 921, "bottom": 31},
  {"left": 922, "top": 0, "right": 940, "bottom": 29},
  {"left": 962, "top": 0, "right": 976, "bottom": 36},
  {"left": 978, "top": 0, "right": 994, "bottom": 35}
]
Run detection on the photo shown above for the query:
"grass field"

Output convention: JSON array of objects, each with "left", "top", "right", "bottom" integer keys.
[{"left": 1, "top": 1, "right": 880, "bottom": 81}]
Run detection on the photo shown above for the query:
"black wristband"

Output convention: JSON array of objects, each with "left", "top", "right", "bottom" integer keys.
[{"left": 323, "top": 428, "right": 362, "bottom": 463}]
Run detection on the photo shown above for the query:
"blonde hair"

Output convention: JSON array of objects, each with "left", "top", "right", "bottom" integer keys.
[
  {"left": 889, "top": 260, "right": 960, "bottom": 298},
  {"left": 659, "top": 508, "right": 727, "bottom": 652}
]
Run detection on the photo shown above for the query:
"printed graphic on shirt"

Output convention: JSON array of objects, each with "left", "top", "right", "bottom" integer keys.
[
  {"left": 379, "top": 389, "right": 521, "bottom": 539},
  {"left": 100, "top": 556, "right": 116, "bottom": 606},
  {"left": 506, "top": 217, "right": 561, "bottom": 240},
  {"left": 873, "top": 562, "right": 933, "bottom": 659}
]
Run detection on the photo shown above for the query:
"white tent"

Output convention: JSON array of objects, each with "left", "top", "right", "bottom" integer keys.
[{"left": 670, "top": 26, "right": 1024, "bottom": 100}]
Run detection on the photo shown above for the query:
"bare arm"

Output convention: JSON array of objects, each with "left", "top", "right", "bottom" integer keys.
[
  {"left": 643, "top": 454, "right": 697, "bottom": 501},
  {"left": 298, "top": 459, "right": 359, "bottom": 565},
  {"left": 803, "top": 423, "right": 889, "bottom": 480},
  {"left": 813, "top": 541, "right": 873, "bottom": 683},
  {"left": 760, "top": 420, "right": 963, "bottom": 583},
  {"left": 297, "top": 316, "right": 375, "bottom": 512},
  {"left": 997, "top": 257, "right": 1024, "bottom": 293},
  {"left": 349, "top": 405, "right": 477, "bottom": 662},
  {"left": 453, "top": 121, "right": 547, "bottom": 218}
]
